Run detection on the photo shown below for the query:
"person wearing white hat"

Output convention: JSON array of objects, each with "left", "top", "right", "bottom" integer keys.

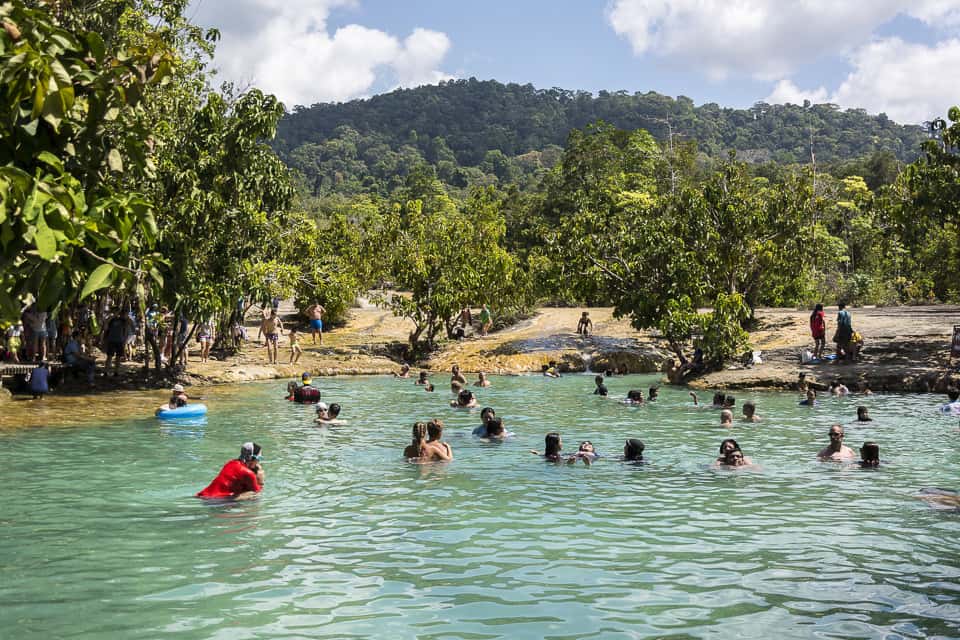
[
  {"left": 197, "top": 442, "right": 263, "bottom": 499},
  {"left": 165, "top": 383, "right": 189, "bottom": 409},
  {"left": 315, "top": 402, "right": 330, "bottom": 421}
]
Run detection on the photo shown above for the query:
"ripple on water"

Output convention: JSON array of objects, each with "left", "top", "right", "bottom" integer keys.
[{"left": 2, "top": 376, "right": 959, "bottom": 638}]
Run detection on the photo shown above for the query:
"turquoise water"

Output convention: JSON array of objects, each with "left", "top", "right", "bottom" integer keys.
[{"left": 3, "top": 374, "right": 960, "bottom": 639}]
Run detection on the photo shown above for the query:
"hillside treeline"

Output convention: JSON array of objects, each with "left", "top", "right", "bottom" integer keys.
[{"left": 275, "top": 78, "right": 927, "bottom": 197}]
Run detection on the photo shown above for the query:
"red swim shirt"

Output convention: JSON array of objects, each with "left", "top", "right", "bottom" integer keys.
[
  {"left": 810, "top": 310, "right": 826, "bottom": 338},
  {"left": 196, "top": 459, "right": 261, "bottom": 498}
]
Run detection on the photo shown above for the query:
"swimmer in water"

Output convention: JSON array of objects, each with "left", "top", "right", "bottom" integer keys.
[
  {"left": 818, "top": 424, "right": 856, "bottom": 460},
  {"left": 394, "top": 363, "right": 411, "bottom": 378},
  {"left": 473, "top": 407, "right": 497, "bottom": 436},
  {"left": 450, "top": 388, "right": 478, "bottom": 408},
  {"left": 593, "top": 375, "right": 608, "bottom": 397},
  {"left": 856, "top": 406, "right": 873, "bottom": 422},
  {"left": 450, "top": 364, "right": 467, "bottom": 393},
  {"left": 403, "top": 422, "right": 428, "bottom": 459},
  {"left": 714, "top": 438, "right": 752, "bottom": 465},
  {"left": 648, "top": 387, "right": 659, "bottom": 401},
  {"left": 720, "top": 409, "right": 734, "bottom": 427},
  {"left": 424, "top": 382, "right": 435, "bottom": 392},
  {"left": 742, "top": 401, "right": 759, "bottom": 422},
  {"left": 481, "top": 417, "right": 510, "bottom": 441},
  {"left": 830, "top": 380, "right": 850, "bottom": 396},
  {"left": 917, "top": 488, "right": 960, "bottom": 509},
  {"left": 541, "top": 364, "right": 560, "bottom": 378},
  {"left": 722, "top": 449, "right": 747, "bottom": 467},
  {"left": 425, "top": 419, "right": 453, "bottom": 460},
  {"left": 474, "top": 371, "right": 491, "bottom": 387},
  {"left": 622, "top": 389, "right": 644, "bottom": 405},
  {"left": 316, "top": 402, "right": 343, "bottom": 424},
  {"left": 531, "top": 432, "right": 564, "bottom": 462},
  {"left": 799, "top": 388, "right": 818, "bottom": 406},
  {"left": 859, "top": 441, "right": 880, "bottom": 468},
  {"left": 569, "top": 441, "right": 599, "bottom": 465},
  {"left": 415, "top": 370, "right": 429, "bottom": 386},
  {"left": 623, "top": 439, "right": 645, "bottom": 463}
]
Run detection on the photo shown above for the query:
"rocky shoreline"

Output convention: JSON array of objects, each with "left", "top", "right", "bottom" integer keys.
[{"left": 3, "top": 305, "right": 959, "bottom": 416}]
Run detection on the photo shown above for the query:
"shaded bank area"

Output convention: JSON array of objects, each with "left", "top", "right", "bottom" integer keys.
[{"left": 3, "top": 304, "right": 959, "bottom": 427}]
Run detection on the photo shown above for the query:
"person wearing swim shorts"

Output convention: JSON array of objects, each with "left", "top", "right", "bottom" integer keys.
[
  {"left": 259, "top": 310, "right": 283, "bottom": 365},
  {"left": 197, "top": 442, "right": 263, "bottom": 499},
  {"left": 306, "top": 302, "right": 325, "bottom": 345},
  {"left": 196, "top": 318, "right": 214, "bottom": 363}
]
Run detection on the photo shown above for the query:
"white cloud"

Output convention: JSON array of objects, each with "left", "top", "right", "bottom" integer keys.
[
  {"left": 607, "top": 0, "right": 960, "bottom": 79},
  {"left": 764, "top": 80, "right": 830, "bottom": 106},
  {"left": 191, "top": 0, "right": 452, "bottom": 107},
  {"left": 837, "top": 38, "right": 959, "bottom": 123}
]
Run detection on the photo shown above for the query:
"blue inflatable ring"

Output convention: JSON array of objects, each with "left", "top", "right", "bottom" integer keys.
[{"left": 156, "top": 403, "right": 208, "bottom": 419}]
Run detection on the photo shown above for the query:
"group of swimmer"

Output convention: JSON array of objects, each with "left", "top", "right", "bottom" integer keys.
[{"left": 192, "top": 365, "right": 960, "bottom": 500}]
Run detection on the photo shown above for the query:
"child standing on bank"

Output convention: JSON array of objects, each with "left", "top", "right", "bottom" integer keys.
[{"left": 289, "top": 328, "right": 303, "bottom": 364}]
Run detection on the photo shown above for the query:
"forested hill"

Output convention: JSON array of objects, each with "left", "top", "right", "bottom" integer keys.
[{"left": 274, "top": 78, "right": 927, "bottom": 196}]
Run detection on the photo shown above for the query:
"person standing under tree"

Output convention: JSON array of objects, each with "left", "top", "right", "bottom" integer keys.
[
  {"left": 306, "top": 302, "right": 325, "bottom": 345},
  {"left": 810, "top": 303, "right": 826, "bottom": 360},
  {"left": 259, "top": 309, "right": 283, "bottom": 365},
  {"left": 835, "top": 303, "right": 853, "bottom": 360},
  {"left": 479, "top": 304, "right": 492, "bottom": 336}
]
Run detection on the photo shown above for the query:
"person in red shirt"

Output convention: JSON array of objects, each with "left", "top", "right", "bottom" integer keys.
[
  {"left": 197, "top": 442, "right": 264, "bottom": 499},
  {"left": 810, "top": 303, "right": 826, "bottom": 360}
]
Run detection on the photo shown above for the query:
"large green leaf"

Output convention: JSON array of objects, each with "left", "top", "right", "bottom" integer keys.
[
  {"left": 34, "top": 214, "right": 56, "bottom": 260},
  {"left": 80, "top": 263, "right": 114, "bottom": 299}
]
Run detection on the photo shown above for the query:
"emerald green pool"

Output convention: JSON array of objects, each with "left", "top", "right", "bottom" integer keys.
[{"left": 3, "top": 375, "right": 959, "bottom": 638}]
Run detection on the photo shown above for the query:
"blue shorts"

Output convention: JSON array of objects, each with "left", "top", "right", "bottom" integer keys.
[{"left": 310, "top": 319, "right": 323, "bottom": 331}]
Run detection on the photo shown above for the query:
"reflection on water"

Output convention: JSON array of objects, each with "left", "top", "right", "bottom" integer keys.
[{"left": 2, "top": 375, "right": 960, "bottom": 639}]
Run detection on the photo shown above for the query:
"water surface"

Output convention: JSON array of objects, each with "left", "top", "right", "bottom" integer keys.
[{"left": 3, "top": 375, "right": 959, "bottom": 639}]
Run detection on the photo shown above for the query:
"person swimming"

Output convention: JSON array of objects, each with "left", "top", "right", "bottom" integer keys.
[
  {"left": 542, "top": 363, "right": 560, "bottom": 378},
  {"left": 623, "top": 439, "right": 645, "bottom": 462},
  {"left": 481, "top": 417, "right": 511, "bottom": 441},
  {"left": 450, "top": 388, "right": 478, "bottom": 408},
  {"left": 720, "top": 409, "right": 733, "bottom": 427},
  {"left": 532, "top": 432, "right": 564, "bottom": 462},
  {"left": 799, "top": 388, "right": 818, "bottom": 406},
  {"left": 414, "top": 370, "right": 429, "bottom": 386},
  {"left": 593, "top": 375, "right": 608, "bottom": 397},
  {"left": 316, "top": 402, "right": 343, "bottom": 424},
  {"left": 473, "top": 407, "right": 497, "bottom": 437},
  {"left": 474, "top": 372, "right": 491, "bottom": 387},
  {"left": 403, "top": 422, "right": 428, "bottom": 459},
  {"left": 856, "top": 406, "right": 873, "bottom": 422},
  {"left": 715, "top": 438, "right": 752, "bottom": 465},
  {"left": 569, "top": 441, "right": 599, "bottom": 465},
  {"left": 859, "top": 441, "right": 880, "bottom": 468},
  {"left": 742, "top": 401, "right": 760, "bottom": 422},
  {"left": 648, "top": 387, "right": 659, "bottom": 401},
  {"left": 425, "top": 419, "right": 453, "bottom": 460},
  {"left": 622, "top": 389, "right": 644, "bottom": 405}
]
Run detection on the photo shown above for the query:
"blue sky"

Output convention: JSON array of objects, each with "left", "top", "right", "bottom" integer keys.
[{"left": 190, "top": 0, "right": 960, "bottom": 124}]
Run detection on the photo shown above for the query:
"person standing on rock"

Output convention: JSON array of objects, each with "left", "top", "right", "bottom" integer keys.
[
  {"left": 577, "top": 311, "right": 593, "bottom": 336},
  {"left": 810, "top": 303, "right": 826, "bottom": 360},
  {"left": 835, "top": 303, "right": 853, "bottom": 360},
  {"left": 306, "top": 302, "right": 325, "bottom": 345}
]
